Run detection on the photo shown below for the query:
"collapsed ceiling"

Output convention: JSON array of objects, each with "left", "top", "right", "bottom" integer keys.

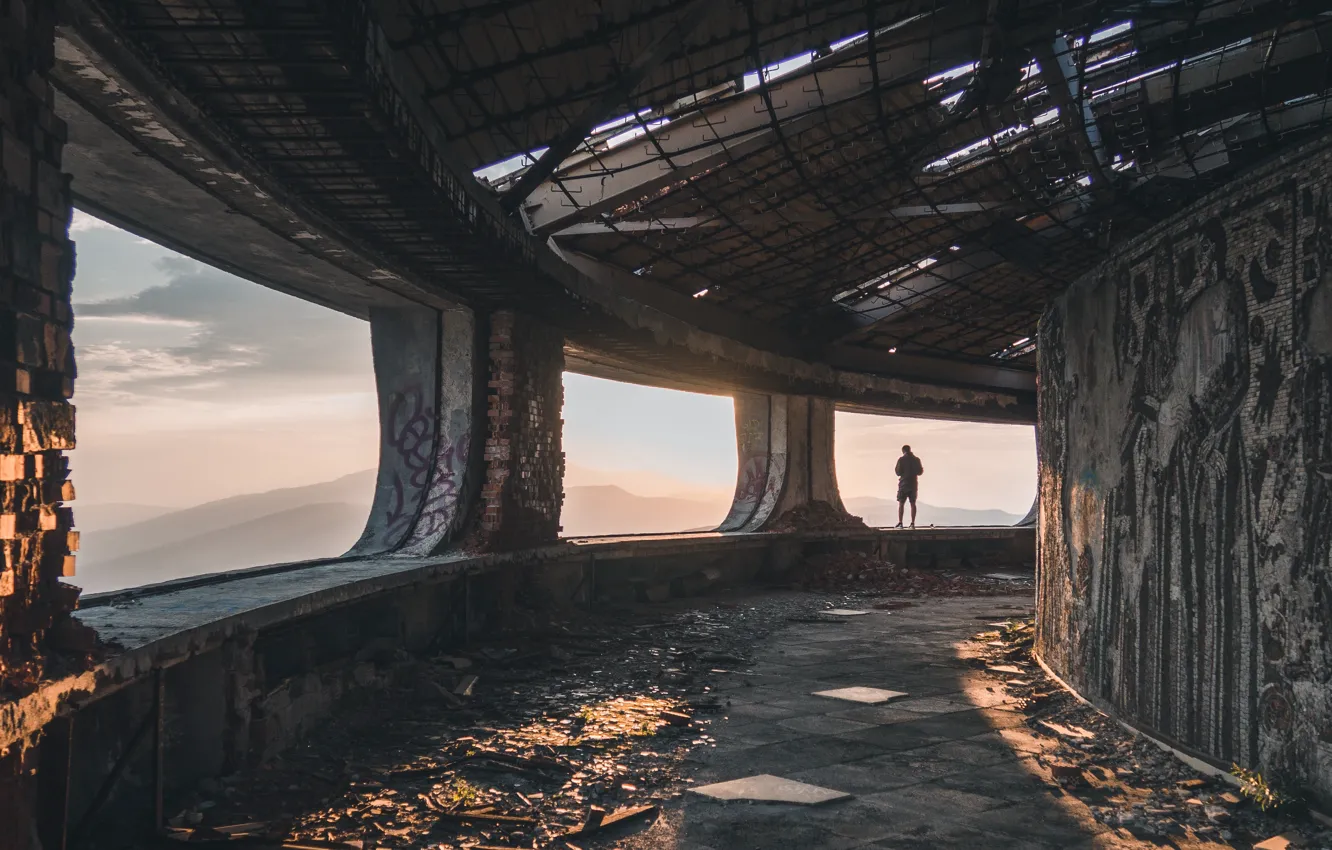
[{"left": 62, "top": 0, "right": 1332, "bottom": 378}]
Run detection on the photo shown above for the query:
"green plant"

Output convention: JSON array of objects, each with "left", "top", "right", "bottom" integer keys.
[
  {"left": 1231, "top": 764, "right": 1289, "bottom": 811},
  {"left": 445, "top": 778, "right": 480, "bottom": 808}
]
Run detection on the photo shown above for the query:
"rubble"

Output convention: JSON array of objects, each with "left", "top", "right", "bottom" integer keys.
[
  {"left": 186, "top": 595, "right": 816, "bottom": 848},
  {"left": 974, "top": 618, "right": 1332, "bottom": 849},
  {"left": 789, "top": 550, "right": 1033, "bottom": 596},
  {"left": 765, "top": 501, "right": 868, "bottom": 532},
  {"left": 159, "top": 583, "right": 1071, "bottom": 849}
]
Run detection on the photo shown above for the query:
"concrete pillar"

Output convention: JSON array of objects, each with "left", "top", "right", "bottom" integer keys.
[
  {"left": 1015, "top": 493, "right": 1038, "bottom": 527},
  {"left": 1036, "top": 136, "right": 1332, "bottom": 804},
  {"left": 352, "top": 306, "right": 484, "bottom": 557},
  {"left": 719, "top": 393, "right": 844, "bottom": 531},
  {"left": 353, "top": 307, "right": 565, "bottom": 556},
  {"left": 0, "top": 0, "right": 84, "bottom": 838}
]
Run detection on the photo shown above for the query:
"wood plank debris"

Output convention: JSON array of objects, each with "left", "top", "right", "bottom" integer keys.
[
  {"left": 436, "top": 809, "right": 538, "bottom": 826},
  {"left": 562, "top": 804, "right": 659, "bottom": 837}
]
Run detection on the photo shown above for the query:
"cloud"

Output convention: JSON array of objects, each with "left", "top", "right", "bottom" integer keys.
[
  {"left": 70, "top": 210, "right": 115, "bottom": 234},
  {"left": 74, "top": 254, "right": 373, "bottom": 402}
]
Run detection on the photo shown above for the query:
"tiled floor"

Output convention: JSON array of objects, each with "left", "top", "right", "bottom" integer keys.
[{"left": 628, "top": 594, "right": 1121, "bottom": 849}]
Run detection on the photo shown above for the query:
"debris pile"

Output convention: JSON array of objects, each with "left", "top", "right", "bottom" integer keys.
[
  {"left": 169, "top": 598, "right": 811, "bottom": 848},
  {"left": 765, "top": 501, "right": 868, "bottom": 532},
  {"left": 974, "top": 619, "right": 1332, "bottom": 849},
  {"left": 791, "top": 551, "right": 1029, "bottom": 596}
]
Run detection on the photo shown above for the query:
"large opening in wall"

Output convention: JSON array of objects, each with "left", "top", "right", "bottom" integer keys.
[
  {"left": 560, "top": 373, "right": 736, "bottom": 536},
  {"left": 69, "top": 211, "right": 379, "bottom": 594},
  {"left": 835, "top": 411, "right": 1036, "bottom": 527}
]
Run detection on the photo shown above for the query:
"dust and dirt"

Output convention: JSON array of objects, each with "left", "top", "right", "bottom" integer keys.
[{"left": 970, "top": 620, "right": 1332, "bottom": 849}]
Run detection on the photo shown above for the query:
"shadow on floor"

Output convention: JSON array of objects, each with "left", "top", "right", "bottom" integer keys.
[{"left": 631, "top": 594, "right": 1129, "bottom": 850}]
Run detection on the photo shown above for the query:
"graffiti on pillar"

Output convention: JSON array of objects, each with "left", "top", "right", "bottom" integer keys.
[
  {"left": 733, "top": 416, "right": 769, "bottom": 505},
  {"left": 380, "top": 385, "right": 437, "bottom": 543},
  {"left": 400, "top": 427, "right": 471, "bottom": 554},
  {"left": 719, "top": 397, "right": 773, "bottom": 531},
  {"left": 1039, "top": 149, "right": 1332, "bottom": 798}
]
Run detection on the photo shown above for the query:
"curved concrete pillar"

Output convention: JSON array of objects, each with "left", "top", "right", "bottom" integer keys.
[
  {"left": 717, "top": 393, "right": 775, "bottom": 531},
  {"left": 719, "top": 394, "right": 845, "bottom": 531},
  {"left": 1037, "top": 136, "right": 1332, "bottom": 804},
  {"left": 1015, "top": 493, "right": 1038, "bottom": 527},
  {"left": 351, "top": 306, "right": 483, "bottom": 556}
]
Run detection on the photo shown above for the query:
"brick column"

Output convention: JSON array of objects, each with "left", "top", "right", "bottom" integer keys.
[
  {"left": 471, "top": 311, "right": 563, "bottom": 551},
  {"left": 0, "top": 0, "right": 83, "bottom": 689},
  {"left": 1, "top": 0, "right": 84, "bottom": 841}
]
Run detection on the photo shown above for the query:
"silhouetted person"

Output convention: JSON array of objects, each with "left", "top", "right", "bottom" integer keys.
[{"left": 894, "top": 445, "right": 923, "bottom": 528}]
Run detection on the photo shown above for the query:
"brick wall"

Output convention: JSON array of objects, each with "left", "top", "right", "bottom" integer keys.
[
  {"left": 0, "top": 0, "right": 83, "bottom": 692},
  {"left": 1038, "top": 135, "right": 1332, "bottom": 804},
  {"left": 474, "top": 311, "right": 563, "bottom": 550}
]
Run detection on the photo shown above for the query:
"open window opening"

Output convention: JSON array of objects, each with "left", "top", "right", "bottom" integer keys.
[
  {"left": 69, "top": 211, "right": 378, "bottom": 593},
  {"left": 560, "top": 373, "right": 736, "bottom": 536},
  {"left": 835, "top": 411, "right": 1036, "bottom": 527}
]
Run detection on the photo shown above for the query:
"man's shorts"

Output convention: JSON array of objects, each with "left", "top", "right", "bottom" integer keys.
[{"left": 897, "top": 481, "right": 918, "bottom": 503}]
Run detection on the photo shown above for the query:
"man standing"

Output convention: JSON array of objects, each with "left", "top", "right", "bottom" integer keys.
[{"left": 894, "top": 445, "right": 923, "bottom": 528}]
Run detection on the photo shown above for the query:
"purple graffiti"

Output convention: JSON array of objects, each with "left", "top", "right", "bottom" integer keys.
[
  {"left": 406, "top": 428, "right": 470, "bottom": 544},
  {"left": 382, "top": 387, "right": 437, "bottom": 540}
]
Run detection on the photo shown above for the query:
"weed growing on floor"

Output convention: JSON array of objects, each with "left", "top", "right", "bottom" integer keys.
[
  {"left": 444, "top": 778, "right": 480, "bottom": 809},
  {"left": 1232, "top": 764, "right": 1291, "bottom": 811}
]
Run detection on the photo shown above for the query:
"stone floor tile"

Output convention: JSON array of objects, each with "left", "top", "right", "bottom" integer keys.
[
  {"left": 777, "top": 714, "right": 878, "bottom": 736},
  {"left": 814, "top": 686, "right": 909, "bottom": 704},
  {"left": 690, "top": 774, "right": 852, "bottom": 804},
  {"left": 721, "top": 701, "right": 802, "bottom": 722}
]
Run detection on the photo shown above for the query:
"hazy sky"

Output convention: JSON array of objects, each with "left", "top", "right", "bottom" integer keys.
[{"left": 70, "top": 212, "right": 1035, "bottom": 514}]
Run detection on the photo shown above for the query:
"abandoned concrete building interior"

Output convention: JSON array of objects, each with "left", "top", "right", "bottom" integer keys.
[{"left": 1, "top": 0, "right": 1331, "bottom": 847}]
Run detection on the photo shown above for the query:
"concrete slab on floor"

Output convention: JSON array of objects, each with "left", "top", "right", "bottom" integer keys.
[
  {"left": 690, "top": 775, "right": 852, "bottom": 805},
  {"left": 813, "top": 686, "right": 908, "bottom": 704}
]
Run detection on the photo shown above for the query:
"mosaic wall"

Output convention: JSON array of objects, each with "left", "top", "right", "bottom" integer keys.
[{"left": 1038, "top": 136, "right": 1332, "bottom": 803}]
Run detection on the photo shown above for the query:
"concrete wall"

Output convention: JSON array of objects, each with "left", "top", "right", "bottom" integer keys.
[{"left": 1037, "top": 136, "right": 1332, "bottom": 803}]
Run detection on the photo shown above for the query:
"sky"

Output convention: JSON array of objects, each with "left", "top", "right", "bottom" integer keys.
[
  {"left": 69, "top": 211, "right": 1035, "bottom": 516},
  {"left": 69, "top": 212, "right": 379, "bottom": 508}
]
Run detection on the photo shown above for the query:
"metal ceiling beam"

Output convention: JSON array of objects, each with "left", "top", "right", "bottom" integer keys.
[
  {"left": 524, "top": 7, "right": 1325, "bottom": 236},
  {"left": 1034, "top": 34, "right": 1114, "bottom": 194},
  {"left": 498, "top": 0, "right": 718, "bottom": 213},
  {"left": 549, "top": 202, "right": 1011, "bottom": 236},
  {"left": 521, "top": 14, "right": 985, "bottom": 233}
]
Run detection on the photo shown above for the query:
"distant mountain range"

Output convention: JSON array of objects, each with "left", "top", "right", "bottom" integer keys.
[
  {"left": 843, "top": 496, "right": 1023, "bottom": 528},
  {"left": 72, "top": 469, "right": 1021, "bottom": 594},
  {"left": 560, "top": 484, "right": 729, "bottom": 537},
  {"left": 75, "top": 471, "right": 377, "bottom": 594}
]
